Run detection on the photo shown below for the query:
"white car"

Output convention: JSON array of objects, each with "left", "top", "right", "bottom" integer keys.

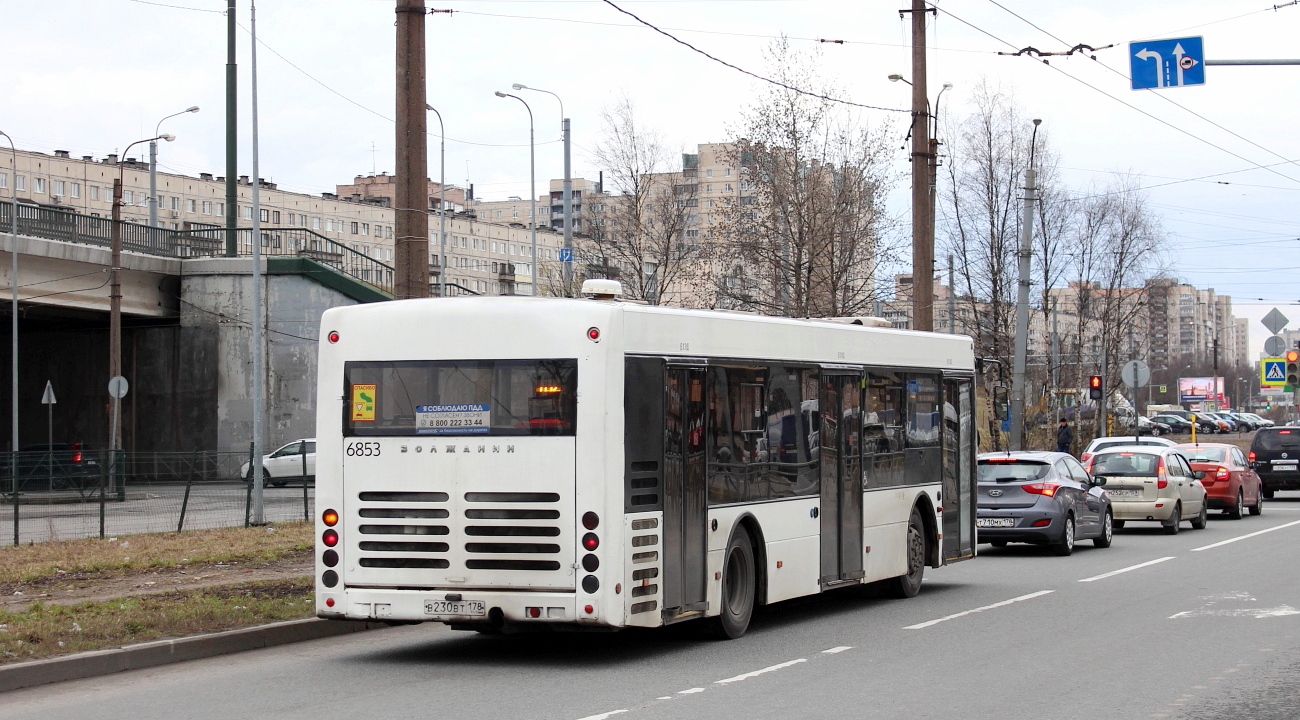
[
  {"left": 1080, "top": 435, "right": 1176, "bottom": 464},
  {"left": 241, "top": 438, "right": 316, "bottom": 486}
]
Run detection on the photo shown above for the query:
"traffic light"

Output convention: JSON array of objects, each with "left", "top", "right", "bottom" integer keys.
[
  {"left": 1288, "top": 350, "right": 1299, "bottom": 387},
  {"left": 1089, "top": 375, "right": 1103, "bottom": 400}
]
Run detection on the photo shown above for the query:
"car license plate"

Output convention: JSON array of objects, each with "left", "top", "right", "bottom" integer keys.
[
  {"left": 424, "top": 599, "right": 486, "bottom": 616},
  {"left": 1272, "top": 461, "right": 1298, "bottom": 471},
  {"left": 976, "top": 518, "right": 1015, "bottom": 528},
  {"left": 1108, "top": 488, "right": 1142, "bottom": 498}
]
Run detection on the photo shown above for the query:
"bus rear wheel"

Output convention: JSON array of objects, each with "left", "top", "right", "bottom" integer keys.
[
  {"left": 884, "top": 507, "right": 926, "bottom": 599},
  {"left": 710, "top": 529, "right": 756, "bottom": 639}
]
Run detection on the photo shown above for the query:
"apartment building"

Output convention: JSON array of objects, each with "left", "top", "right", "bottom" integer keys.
[{"left": 2, "top": 148, "right": 564, "bottom": 296}]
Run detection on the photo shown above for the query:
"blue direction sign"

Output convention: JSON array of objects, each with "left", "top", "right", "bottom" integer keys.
[
  {"left": 1130, "top": 36, "right": 1204, "bottom": 90},
  {"left": 558, "top": 248, "right": 574, "bottom": 263}
]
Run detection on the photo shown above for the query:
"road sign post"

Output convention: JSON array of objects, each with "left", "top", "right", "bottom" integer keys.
[
  {"left": 1121, "top": 360, "right": 1150, "bottom": 444},
  {"left": 41, "top": 381, "right": 56, "bottom": 491},
  {"left": 104, "top": 376, "right": 129, "bottom": 536},
  {"left": 1130, "top": 36, "right": 1205, "bottom": 90}
]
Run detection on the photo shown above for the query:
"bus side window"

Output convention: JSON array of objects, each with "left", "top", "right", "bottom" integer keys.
[{"left": 864, "top": 372, "right": 904, "bottom": 489}]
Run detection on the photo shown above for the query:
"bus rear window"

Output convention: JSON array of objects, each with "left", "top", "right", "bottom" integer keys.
[{"left": 345, "top": 359, "right": 577, "bottom": 436}]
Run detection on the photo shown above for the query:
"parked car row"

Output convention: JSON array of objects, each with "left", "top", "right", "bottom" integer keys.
[{"left": 978, "top": 438, "right": 1268, "bottom": 555}]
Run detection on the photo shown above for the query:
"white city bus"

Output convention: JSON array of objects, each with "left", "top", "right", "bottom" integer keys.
[{"left": 315, "top": 287, "right": 977, "bottom": 638}]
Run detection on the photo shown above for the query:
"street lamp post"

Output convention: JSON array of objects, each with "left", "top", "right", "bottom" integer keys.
[
  {"left": 111, "top": 135, "right": 173, "bottom": 454},
  {"left": 425, "top": 104, "right": 446, "bottom": 298},
  {"left": 1010, "top": 119, "right": 1042, "bottom": 451},
  {"left": 513, "top": 83, "right": 571, "bottom": 295},
  {"left": 148, "top": 106, "right": 199, "bottom": 228},
  {"left": 495, "top": 91, "right": 537, "bottom": 295}
]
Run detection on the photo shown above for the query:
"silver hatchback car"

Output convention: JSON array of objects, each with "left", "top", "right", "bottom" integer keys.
[
  {"left": 1085, "top": 446, "right": 1209, "bottom": 534},
  {"left": 977, "top": 451, "right": 1114, "bottom": 555}
]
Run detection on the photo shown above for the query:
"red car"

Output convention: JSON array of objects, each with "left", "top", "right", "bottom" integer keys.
[{"left": 1174, "top": 443, "right": 1264, "bottom": 519}]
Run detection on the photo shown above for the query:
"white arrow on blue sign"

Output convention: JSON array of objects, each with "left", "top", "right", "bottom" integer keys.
[
  {"left": 558, "top": 248, "right": 574, "bottom": 263},
  {"left": 1130, "top": 36, "right": 1205, "bottom": 90}
]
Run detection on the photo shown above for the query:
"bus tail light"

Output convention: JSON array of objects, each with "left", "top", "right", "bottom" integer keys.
[
  {"left": 325, "top": 597, "right": 335, "bottom": 608},
  {"left": 587, "top": 327, "right": 600, "bottom": 342},
  {"left": 527, "top": 607, "right": 542, "bottom": 619},
  {"left": 322, "top": 529, "right": 339, "bottom": 547},
  {"left": 582, "top": 532, "right": 599, "bottom": 551},
  {"left": 322, "top": 508, "right": 339, "bottom": 526},
  {"left": 582, "top": 512, "right": 599, "bottom": 530},
  {"left": 583, "top": 604, "right": 594, "bottom": 615},
  {"left": 328, "top": 331, "right": 340, "bottom": 343}
]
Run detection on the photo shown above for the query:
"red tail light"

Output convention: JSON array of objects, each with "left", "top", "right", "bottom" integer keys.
[
  {"left": 72, "top": 451, "right": 82, "bottom": 463},
  {"left": 1080, "top": 453, "right": 1092, "bottom": 464},
  {"left": 582, "top": 532, "right": 599, "bottom": 551},
  {"left": 1157, "top": 458, "right": 1168, "bottom": 489},
  {"left": 1022, "top": 482, "right": 1060, "bottom": 497},
  {"left": 322, "top": 529, "right": 339, "bottom": 547},
  {"left": 1248, "top": 451, "right": 1257, "bottom": 463},
  {"left": 1215, "top": 466, "right": 1230, "bottom": 481}
]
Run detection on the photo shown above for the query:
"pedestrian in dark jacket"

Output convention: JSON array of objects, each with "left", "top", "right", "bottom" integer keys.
[{"left": 1056, "top": 419, "right": 1073, "bottom": 453}]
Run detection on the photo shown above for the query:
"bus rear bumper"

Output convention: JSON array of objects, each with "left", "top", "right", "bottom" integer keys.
[{"left": 317, "top": 587, "right": 609, "bottom": 627}]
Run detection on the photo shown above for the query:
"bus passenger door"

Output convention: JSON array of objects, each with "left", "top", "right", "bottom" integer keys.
[
  {"left": 662, "top": 367, "right": 709, "bottom": 616},
  {"left": 942, "top": 377, "right": 976, "bottom": 562},
  {"left": 820, "top": 372, "right": 865, "bottom": 586}
]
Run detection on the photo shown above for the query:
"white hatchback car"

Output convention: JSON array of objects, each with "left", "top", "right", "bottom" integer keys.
[
  {"left": 241, "top": 438, "right": 316, "bottom": 486},
  {"left": 1085, "top": 445, "right": 1209, "bottom": 534},
  {"left": 1080, "top": 435, "right": 1176, "bottom": 464}
]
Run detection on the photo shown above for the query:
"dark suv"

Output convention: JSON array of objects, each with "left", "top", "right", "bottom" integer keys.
[
  {"left": 1249, "top": 428, "right": 1300, "bottom": 497},
  {"left": 0, "top": 443, "right": 101, "bottom": 492}
]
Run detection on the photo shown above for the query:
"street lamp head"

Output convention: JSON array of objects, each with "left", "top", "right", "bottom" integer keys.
[
  {"left": 160, "top": 134, "right": 176, "bottom": 142},
  {"left": 511, "top": 83, "right": 526, "bottom": 91},
  {"left": 425, "top": 103, "right": 434, "bottom": 111},
  {"left": 1033, "top": 118, "right": 1042, "bottom": 126},
  {"left": 888, "top": 74, "right": 905, "bottom": 83},
  {"left": 942, "top": 82, "right": 954, "bottom": 90},
  {"left": 494, "top": 91, "right": 508, "bottom": 98},
  {"left": 186, "top": 106, "right": 200, "bottom": 113}
]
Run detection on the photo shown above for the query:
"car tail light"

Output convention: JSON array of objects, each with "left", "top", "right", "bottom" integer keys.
[
  {"left": 72, "top": 451, "right": 82, "bottom": 463},
  {"left": 1280, "top": 430, "right": 1292, "bottom": 435},
  {"left": 1080, "top": 453, "right": 1092, "bottom": 464},
  {"left": 1022, "top": 483, "right": 1060, "bottom": 497},
  {"left": 1157, "top": 458, "right": 1168, "bottom": 489},
  {"left": 1215, "top": 466, "right": 1230, "bottom": 481},
  {"left": 1031, "top": 519, "right": 1052, "bottom": 527},
  {"left": 983, "top": 457, "right": 1020, "bottom": 463},
  {"left": 322, "top": 529, "right": 339, "bottom": 547},
  {"left": 1248, "top": 451, "right": 1256, "bottom": 463}
]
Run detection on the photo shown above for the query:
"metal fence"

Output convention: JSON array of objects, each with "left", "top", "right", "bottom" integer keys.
[
  {"left": 0, "top": 199, "right": 176, "bottom": 256},
  {"left": 1, "top": 449, "right": 315, "bottom": 545}
]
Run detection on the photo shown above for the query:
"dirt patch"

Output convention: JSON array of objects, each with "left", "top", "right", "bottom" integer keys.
[{"left": 0, "top": 551, "right": 312, "bottom": 612}]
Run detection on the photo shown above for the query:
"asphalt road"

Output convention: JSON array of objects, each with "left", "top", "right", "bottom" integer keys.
[{"left": 5, "top": 496, "right": 1300, "bottom": 720}]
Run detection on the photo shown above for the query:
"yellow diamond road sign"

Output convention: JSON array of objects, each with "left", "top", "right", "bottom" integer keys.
[{"left": 1261, "top": 358, "right": 1287, "bottom": 387}]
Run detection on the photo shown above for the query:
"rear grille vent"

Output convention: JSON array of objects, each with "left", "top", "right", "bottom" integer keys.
[
  {"left": 463, "top": 490, "right": 563, "bottom": 572},
  {"left": 355, "top": 491, "right": 451, "bottom": 571},
  {"left": 631, "top": 583, "right": 658, "bottom": 598},
  {"left": 627, "top": 460, "right": 661, "bottom": 510},
  {"left": 629, "top": 520, "right": 663, "bottom": 615},
  {"left": 631, "top": 600, "right": 658, "bottom": 614}
]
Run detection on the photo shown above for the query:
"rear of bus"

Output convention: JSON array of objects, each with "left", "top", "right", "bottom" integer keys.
[{"left": 314, "top": 298, "right": 622, "bottom": 630}]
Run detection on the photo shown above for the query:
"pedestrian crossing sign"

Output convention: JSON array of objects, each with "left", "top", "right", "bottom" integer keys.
[{"left": 1262, "top": 358, "right": 1287, "bottom": 387}]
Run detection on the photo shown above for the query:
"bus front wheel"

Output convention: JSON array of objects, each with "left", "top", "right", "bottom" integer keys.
[
  {"left": 710, "top": 529, "right": 756, "bottom": 639},
  {"left": 884, "top": 507, "right": 926, "bottom": 599}
]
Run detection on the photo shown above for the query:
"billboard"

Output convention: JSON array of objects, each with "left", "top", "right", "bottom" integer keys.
[{"left": 1179, "top": 376, "right": 1224, "bottom": 403}]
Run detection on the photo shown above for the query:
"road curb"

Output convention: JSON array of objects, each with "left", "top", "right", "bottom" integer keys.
[{"left": 0, "top": 617, "right": 385, "bottom": 694}]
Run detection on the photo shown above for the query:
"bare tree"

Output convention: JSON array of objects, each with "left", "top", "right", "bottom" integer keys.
[
  {"left": 568, "top": 93, "right": 705, "bottom": 305},
  {"left": 712, "top": 38, "right": 899, "bottom": 317}
]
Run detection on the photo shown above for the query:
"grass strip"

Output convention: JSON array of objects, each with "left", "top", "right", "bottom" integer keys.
[
  {"left": 0, "top": 523, "right": 313, "bottom": 585},
  {"left": 0, "top": 577, "right": 314, "bottom": 665}
]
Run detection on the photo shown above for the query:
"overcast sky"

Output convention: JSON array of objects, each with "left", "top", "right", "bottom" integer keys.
[{"left": 3, "top": 0, "right": 1299, "bottom": 355}]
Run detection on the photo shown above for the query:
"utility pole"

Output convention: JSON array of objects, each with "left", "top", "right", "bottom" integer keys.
[
  {"left": 394, "top": 0, "right": 429, "bottom": 299},
  {"left": 1051, "top": 299, "right": 1059, "bottom": 419},
  {"left": 249, "top": 0, "right": 266, "bottom": 525},
  {"left": 947, "top": 253, "right": 955, "bottom": 333},
  {"left": 109, "top": 177, "right": 123, "bottom": 451},
  {"left": 1010, "top": 119, "right": 1041, "bottom": 451},
  {"left": 224, "top": 0, "right": 237, "bottom": 257},
  {"left": 904, "top": 0, "right": 934, "bottom": 331},
  {"left": 562, "top": 116, "right": 573, "bottom": 294}
]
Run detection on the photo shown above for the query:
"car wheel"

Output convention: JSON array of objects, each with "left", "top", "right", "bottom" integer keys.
[
  {"left": 1191, "top": 502, "right": 1208, "bottom": 530},
  {"left": 1113, "top": 519, "right": 1126, "bottom": 529},
  {"left": 1163, "top": 503, "right": 1181, "bottom": 535},
  {"left": 1250, "top": 487, "right": 1264, "bottom": 516},
  {"left": 709, "top": 529, "right": 756, "bottom": 639},
  {"left": 884, "top": 507, "right": 927, "bottom": 598},
  {"left": 989, "top": 540, "right": 1008, "bottom": 548},
  {"left": 1228, "top": 490, "right": 1243, "bottom": 520},
  {"left": 1152, "top": 427, "right": 1161, "bottom": 436},
  {"left": 1094, "top": 511, "right": 1114, "bottom": 548},
  {"left": 1054, "top": 515, "right": 1076, "bottom": 556}
]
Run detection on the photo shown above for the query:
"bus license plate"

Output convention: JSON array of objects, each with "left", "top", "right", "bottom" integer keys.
[
  {"left": 976, "top": 518, "right": 1014, "bottom": 528},
  {"left": 424, "top": 600, "right": 486, "bottom": 616}
]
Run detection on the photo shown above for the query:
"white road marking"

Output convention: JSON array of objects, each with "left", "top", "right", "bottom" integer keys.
[
  {"left": 821, "top": 646, "right": 852, "bottom": 654},
  {"left": 1078, "top": 556, "right": 1176, "bottom": 583},
  {"left": 1190, "top": 519, "right": 1300, "bottom": 552},
  {"left": 575, "top": 710, "right": 627, "bottom": 720},
  {"left": 903, "top": 590, "right": 1054, "bottom": 630},
  {"left": 677, "top": 688, "right": 705, "bottom": 695},
  {"left": 714, "top": 658, "right": 807, "bottom": 685}
]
